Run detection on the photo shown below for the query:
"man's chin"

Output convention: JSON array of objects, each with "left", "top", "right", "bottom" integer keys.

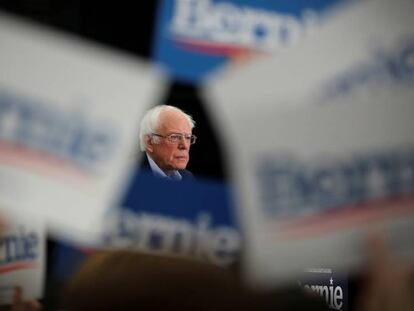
[{"left": 174, "top": 162, "right": 188, "bottom": 170}]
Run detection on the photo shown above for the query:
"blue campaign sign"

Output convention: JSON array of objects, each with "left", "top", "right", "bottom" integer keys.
[
  {"left": 52, "top": 169, "right": 240, "bottom": 280},
  {"left": 299, "top": 268, "right": 348, "bottom": 311},
  {"left": 152, "top": 0, "right": 344, "bottom": 83},
  {"left": 103, "top": 170, "right": 241, "bottom": 266}
]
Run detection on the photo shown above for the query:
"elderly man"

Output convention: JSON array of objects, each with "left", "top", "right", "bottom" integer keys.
[{"left": 139, "top": 105, "right": 196, "bottom": 180}]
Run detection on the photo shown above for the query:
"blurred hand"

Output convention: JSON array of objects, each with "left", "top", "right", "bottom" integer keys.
[
  {"left": 10, "top": 287, "right": 41, "bottom": 311},
  {"left": 357, "top": 232, "right": 414, "bottom": 311}
]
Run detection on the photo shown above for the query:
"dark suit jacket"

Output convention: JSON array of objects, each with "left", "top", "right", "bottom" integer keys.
[{"left": 139, "top": 154, "right": 194, "bottom": 181}]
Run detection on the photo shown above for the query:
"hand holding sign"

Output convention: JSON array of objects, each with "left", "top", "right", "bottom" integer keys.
[
  {"left": 356, "top": 232, "right": 414, "bottom": 311},
  {"left": 9, "top": 287, "right": 41, "bottom": 311}
]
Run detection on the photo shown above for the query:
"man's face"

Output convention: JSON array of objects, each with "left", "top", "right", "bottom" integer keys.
[{"left": 147, "top": 110, "right": 192, "bottom": 172}]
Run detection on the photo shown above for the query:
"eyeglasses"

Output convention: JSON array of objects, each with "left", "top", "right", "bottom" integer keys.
[{"left": 152, "top": 133, "right": 197, "bottom": 145}]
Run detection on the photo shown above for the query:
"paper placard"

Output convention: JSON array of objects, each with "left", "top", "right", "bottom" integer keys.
[
  {"left": 206, "top": 0, "right": 414, "bottom": 287},
  {"left": 0, "top": 13, "right": 166, "bottom": 242},
  {"left": 0, "top": 211, "right": 45, "bottom": 304}
]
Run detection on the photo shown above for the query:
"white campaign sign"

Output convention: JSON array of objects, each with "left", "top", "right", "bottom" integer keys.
[
  {"left": 0, "top": 211, "right": 45, "bottom": 304},
  {"left": 206, "top": 0, "right": 414, "bottom": 287},
  {"left": 0, "top": 13, "right": 166, "bottom": 243}
]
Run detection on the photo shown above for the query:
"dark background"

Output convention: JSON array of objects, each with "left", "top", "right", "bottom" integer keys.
[{"left": 0, "top": 0, "right": 227, "bottom": 181}]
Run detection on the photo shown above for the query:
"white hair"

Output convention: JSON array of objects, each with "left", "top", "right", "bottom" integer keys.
[{"left": 139, "top": 105, "right": 195, "bottom": 151}]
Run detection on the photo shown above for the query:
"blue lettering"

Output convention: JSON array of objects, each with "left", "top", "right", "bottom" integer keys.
[
  {"left": 0, "top": 89, "right": 117, "bottom": 172},
  {"left": 257, "top": 151, "right": 414, "bottom": 218},
  {"left": 321, "top": 39, "right": 414, "bottom": 102},
  {"left": 0, "top": 227, "right": 39, "bottom": 264}
]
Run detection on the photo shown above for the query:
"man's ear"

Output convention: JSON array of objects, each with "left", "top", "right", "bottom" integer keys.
[{"left": 146, "top": 135, "right": 154, "bottom": 153}]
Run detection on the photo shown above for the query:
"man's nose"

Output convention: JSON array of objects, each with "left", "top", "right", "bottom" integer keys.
[{"left": 178, "top": 137, "right": 190, "bottom": 149}]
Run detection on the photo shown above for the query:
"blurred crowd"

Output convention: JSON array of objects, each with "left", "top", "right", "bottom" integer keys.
[{"left": 1, "top": 226, "right": 413, "bottom": 311}]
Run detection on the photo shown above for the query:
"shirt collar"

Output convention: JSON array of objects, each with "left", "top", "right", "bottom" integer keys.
[{"left": 146, "top": 154, "right": 182, "bottom": 181}]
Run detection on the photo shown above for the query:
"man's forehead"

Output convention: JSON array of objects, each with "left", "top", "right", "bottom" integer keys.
[{"left": 159, "top": 110, "right": 191, "bottom": 130}]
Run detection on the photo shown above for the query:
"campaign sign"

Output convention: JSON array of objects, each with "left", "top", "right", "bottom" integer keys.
[
  {"left": 206, "top": 0, "right": 414, "bottom": 287},
  {"left": 0, "top": 13, "right": 165, "bottom": 242},
  {"left": 53, "top": 170, "right": 241, "bottom": 281},
  {"left": 103, "top": 171, "right": 240, "bottom": 266},
  {"left": 152, "top": 0, "right": 343, "bottom": 83},
  {"left": 299, "top": 268, "right": 348, "bottom": 311},
  {"left": 0, "top": 212, "right": 45, "bottom": 304}
]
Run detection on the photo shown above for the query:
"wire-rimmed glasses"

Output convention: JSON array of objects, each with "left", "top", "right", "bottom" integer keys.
[{"left": 152, "top": 133, "right": 197, "bottom": 145}]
